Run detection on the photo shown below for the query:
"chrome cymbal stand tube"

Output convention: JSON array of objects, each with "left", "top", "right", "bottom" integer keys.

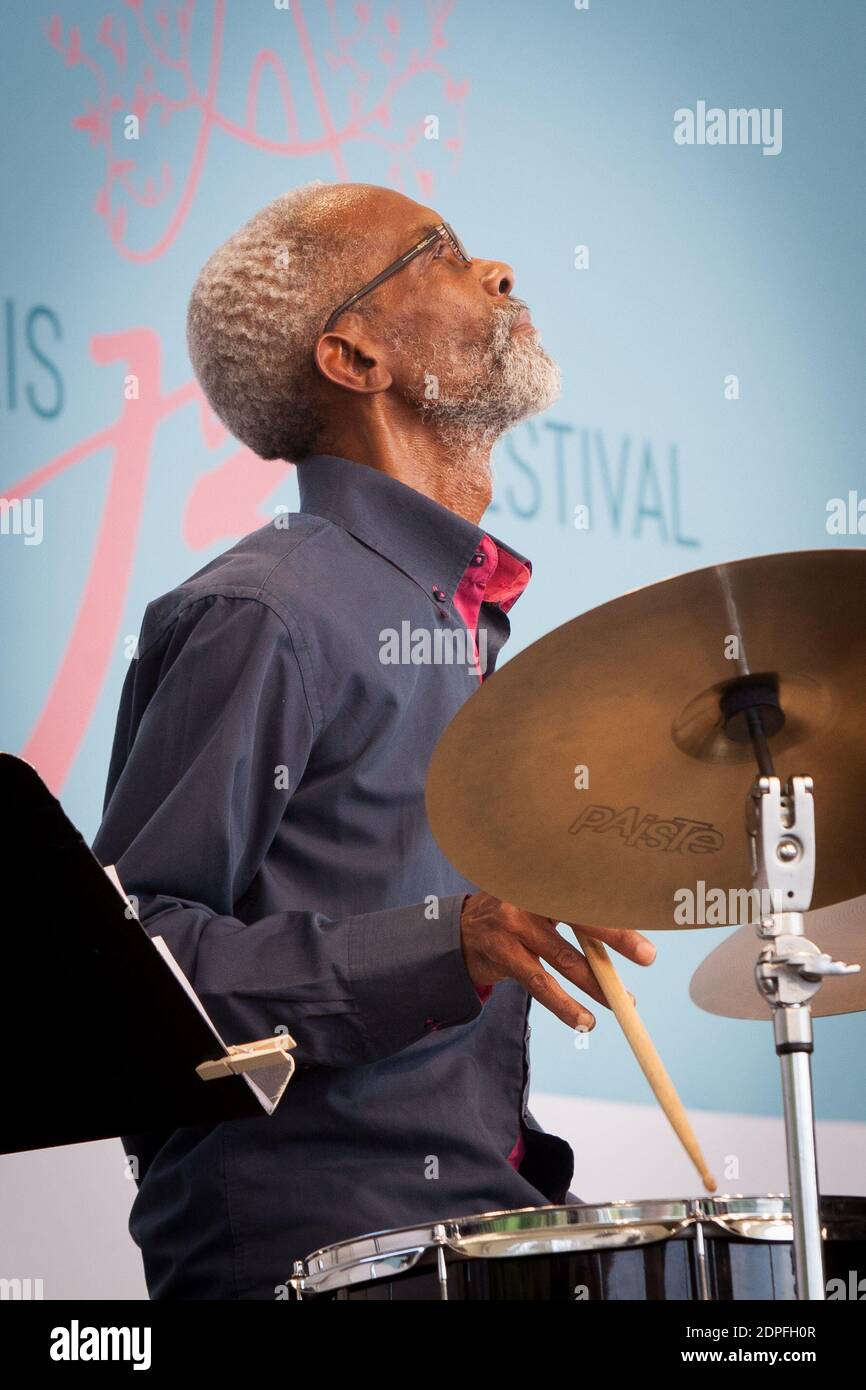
[{"left": 724, "top": 684, "right": 859, "bottom": 1299}]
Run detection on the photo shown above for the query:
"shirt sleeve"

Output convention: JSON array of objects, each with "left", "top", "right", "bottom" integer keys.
[{"left": 92, "top": 592, "right": 481, "bottom": 1068}]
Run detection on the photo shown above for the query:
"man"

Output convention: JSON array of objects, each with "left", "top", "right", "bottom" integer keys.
[{"left": 94, "top": 182, "right": 656, "bottom": 1300}]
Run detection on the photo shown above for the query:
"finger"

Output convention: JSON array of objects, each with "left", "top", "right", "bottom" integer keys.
[
  {"left": 517, "top": 916, "right": 641, "bottom": 1009},
  {"left": 536, "top": 935, "right": 637, "bottom": 1011},
  {"left": 563, "top": 920, "right": 657, "bottom": 966},
  {"left": 520, "top": 924, "right": 609, "bottom": 1009},
  {"left": 507, "top": 945, "right": 596, "bottom": 1031}
]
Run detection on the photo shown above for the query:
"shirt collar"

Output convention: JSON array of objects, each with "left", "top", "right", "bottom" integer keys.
[
  {"left": 295, "top": 453, "right": 532, "bottom": 609},
  {"left": 473, "top": 533, "right": 531, "bottom": 613}
]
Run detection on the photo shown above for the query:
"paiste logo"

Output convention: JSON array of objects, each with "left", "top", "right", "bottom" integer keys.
[{"left": 569, "top": 804, "right": 725, "bottom": 854}]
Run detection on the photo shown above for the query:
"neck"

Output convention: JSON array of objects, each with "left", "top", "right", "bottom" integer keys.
[{"left": 317, "top": 397, "right": 495, "bottom": 524}]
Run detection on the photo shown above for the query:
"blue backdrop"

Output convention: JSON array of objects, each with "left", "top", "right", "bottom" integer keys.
[{"left": 2, "top": 0, "right": 864, "bottom": 1124}]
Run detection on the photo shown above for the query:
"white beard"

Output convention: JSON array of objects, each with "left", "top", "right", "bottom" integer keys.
[{"left": 398, "top": 302, "right": 562, "bottom": 451}]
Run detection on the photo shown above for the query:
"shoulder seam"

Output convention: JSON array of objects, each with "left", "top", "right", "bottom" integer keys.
[{"left": 252, "top": 517, "right": 336, "bottom": 599}]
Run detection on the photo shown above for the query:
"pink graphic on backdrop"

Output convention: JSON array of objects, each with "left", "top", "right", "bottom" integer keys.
[
  {"left": 43, "top": 0, "right": 467, "bottom": 261},
  {"left": 8, "top": 330, "right": 287, "bottom": 793},
  {"left": 19, "top": 1, "right": 469, "bottom": 793}
]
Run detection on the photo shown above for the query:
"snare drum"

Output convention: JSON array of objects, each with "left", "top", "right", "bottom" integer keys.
[{"left": 291, "top": 1194, "right": 866, "bottom": 1300}]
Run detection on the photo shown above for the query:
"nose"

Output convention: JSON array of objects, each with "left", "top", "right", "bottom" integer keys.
[{"left": 476, "top": 258, "right": 515, "bottom": 301}]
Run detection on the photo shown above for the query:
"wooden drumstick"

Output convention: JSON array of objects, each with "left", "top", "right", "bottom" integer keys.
[{"left": 574, "top": 931, "right": 717, "bottom": 1194}]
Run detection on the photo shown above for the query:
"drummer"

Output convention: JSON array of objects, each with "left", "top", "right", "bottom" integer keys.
[{"left": 94, "top": 182, "right": 657, "bottom": 1300}]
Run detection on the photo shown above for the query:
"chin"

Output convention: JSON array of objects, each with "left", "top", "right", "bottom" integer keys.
[{"left": 501, "top": 342, "right": 563, "bottom": 421}]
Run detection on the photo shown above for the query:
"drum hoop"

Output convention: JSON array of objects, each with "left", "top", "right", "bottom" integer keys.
[{"left": 293, "top": 1194, "right": 866, "bottom": 1294}]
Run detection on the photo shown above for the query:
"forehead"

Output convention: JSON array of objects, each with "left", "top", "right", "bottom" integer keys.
[
  {"left": 368, "top": 189, "right": 441, "bottom": 245},
  {"left": 326, "top": 186, "right": 446, "bottom": 276}
]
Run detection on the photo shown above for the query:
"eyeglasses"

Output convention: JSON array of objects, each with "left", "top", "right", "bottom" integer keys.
[{"left": 322, "top": 222, "right": 471, "bottom": 334}]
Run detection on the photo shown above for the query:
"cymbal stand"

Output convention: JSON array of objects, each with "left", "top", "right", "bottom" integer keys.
[{"left": 724, "top": 684, "right": 858, "bottom": 1299}]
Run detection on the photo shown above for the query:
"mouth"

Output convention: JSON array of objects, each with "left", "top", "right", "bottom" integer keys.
[{"left": 510, "top": 307, "right": 535, "bottom": 335}]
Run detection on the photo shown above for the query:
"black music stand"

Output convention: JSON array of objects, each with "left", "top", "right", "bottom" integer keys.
[{"left": 0, "top": 753, "right": 295, "bottom": 1156}]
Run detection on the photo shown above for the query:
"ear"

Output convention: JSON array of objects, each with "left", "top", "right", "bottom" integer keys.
[{"left": 314, "top": 324, "right": 392, "bottom": 395}]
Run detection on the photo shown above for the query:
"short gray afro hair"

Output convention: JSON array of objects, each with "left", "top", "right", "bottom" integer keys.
[{"left": 187, "top": 181, "right": 380, "bottom": 462}]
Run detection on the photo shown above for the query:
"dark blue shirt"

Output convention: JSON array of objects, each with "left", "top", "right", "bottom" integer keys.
[{"left": 93, "top": 453, "right": 574, "bottom": 1299}]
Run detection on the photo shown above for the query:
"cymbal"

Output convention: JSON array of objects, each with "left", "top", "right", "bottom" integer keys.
[
  {"left": 426, "top": 550, "right": 866, "bottom": 932},
  {"left": 690, "top": 896, "right": 866, "bottom": 1019}
]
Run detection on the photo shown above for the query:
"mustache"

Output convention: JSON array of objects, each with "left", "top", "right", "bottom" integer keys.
[
  {"left": 488, "top": 298, "right": 532, "bottom": 355},
  {"left": 501, "top": 297, "right": 530, "bottom": 328}
]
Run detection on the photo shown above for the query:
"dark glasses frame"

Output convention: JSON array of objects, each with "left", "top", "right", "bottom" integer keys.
[{"left": 322, "top": 222, "right": 470, "bottom": 334}]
